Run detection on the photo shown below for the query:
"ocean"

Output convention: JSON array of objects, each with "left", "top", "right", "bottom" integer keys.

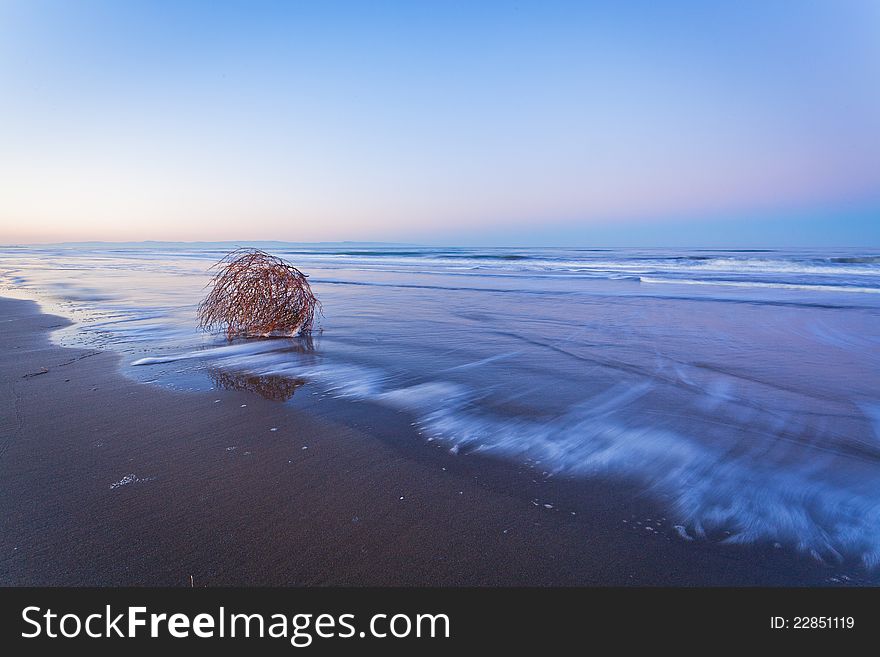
[{"left": 2, "top": 244, "right": 879, "bottom": 573}]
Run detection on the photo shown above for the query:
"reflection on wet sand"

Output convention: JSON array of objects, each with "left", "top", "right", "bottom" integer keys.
[{"left": 209, "top": 369, "right": 306, "bottom": 401}]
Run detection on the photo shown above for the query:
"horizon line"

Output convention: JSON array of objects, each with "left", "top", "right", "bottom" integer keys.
[{"left": 1, "top": 240, "right": 878, "bottom": 250}]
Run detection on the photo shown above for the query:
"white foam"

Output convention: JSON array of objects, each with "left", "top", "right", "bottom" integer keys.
[
  {"left": 640, "top": 277, "right": 880, "bottom": 294},
  {"left": 132, "top": 340, "right": 286, "bottom": 366},
  {"left": 415, "top": 394, "right": 880, "bottom": 567},
  {"left": 377, "top": 382, "right": 470, "bottom": 410}
]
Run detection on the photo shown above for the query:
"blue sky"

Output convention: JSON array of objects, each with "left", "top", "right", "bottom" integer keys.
[{"left": 0, "top": 0, "right": 878, "bottom": 245}]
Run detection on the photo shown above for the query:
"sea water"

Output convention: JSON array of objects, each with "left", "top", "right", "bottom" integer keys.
[{"left": 2, "top": 244, "right": 879, "bottom": 568}]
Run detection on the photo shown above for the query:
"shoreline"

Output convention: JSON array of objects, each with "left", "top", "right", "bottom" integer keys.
[{"left": 0, "top": 295, "right": 852, "bottom": 585}]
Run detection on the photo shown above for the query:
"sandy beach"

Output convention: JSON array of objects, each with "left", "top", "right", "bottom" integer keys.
[{"left": 0, "top": 295, "right": 844, "bottom": 586}]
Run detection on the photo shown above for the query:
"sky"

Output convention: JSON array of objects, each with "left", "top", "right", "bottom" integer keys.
[{"left": 0, "top": 0, "right": 878, "bottom": 246}]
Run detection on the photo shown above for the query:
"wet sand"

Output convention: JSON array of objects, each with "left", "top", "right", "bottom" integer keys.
[{"left": 0, "top": 296, "right": 837, "bottom": 585}]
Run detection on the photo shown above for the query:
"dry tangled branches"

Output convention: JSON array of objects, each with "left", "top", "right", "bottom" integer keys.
[{"left": 198, "top": 248, "right": 320, "bottom": 339}]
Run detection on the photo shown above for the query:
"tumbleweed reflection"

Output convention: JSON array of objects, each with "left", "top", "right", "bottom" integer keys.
[{"left": 209, "top": 369, "right": 306, "bottom": 401}]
